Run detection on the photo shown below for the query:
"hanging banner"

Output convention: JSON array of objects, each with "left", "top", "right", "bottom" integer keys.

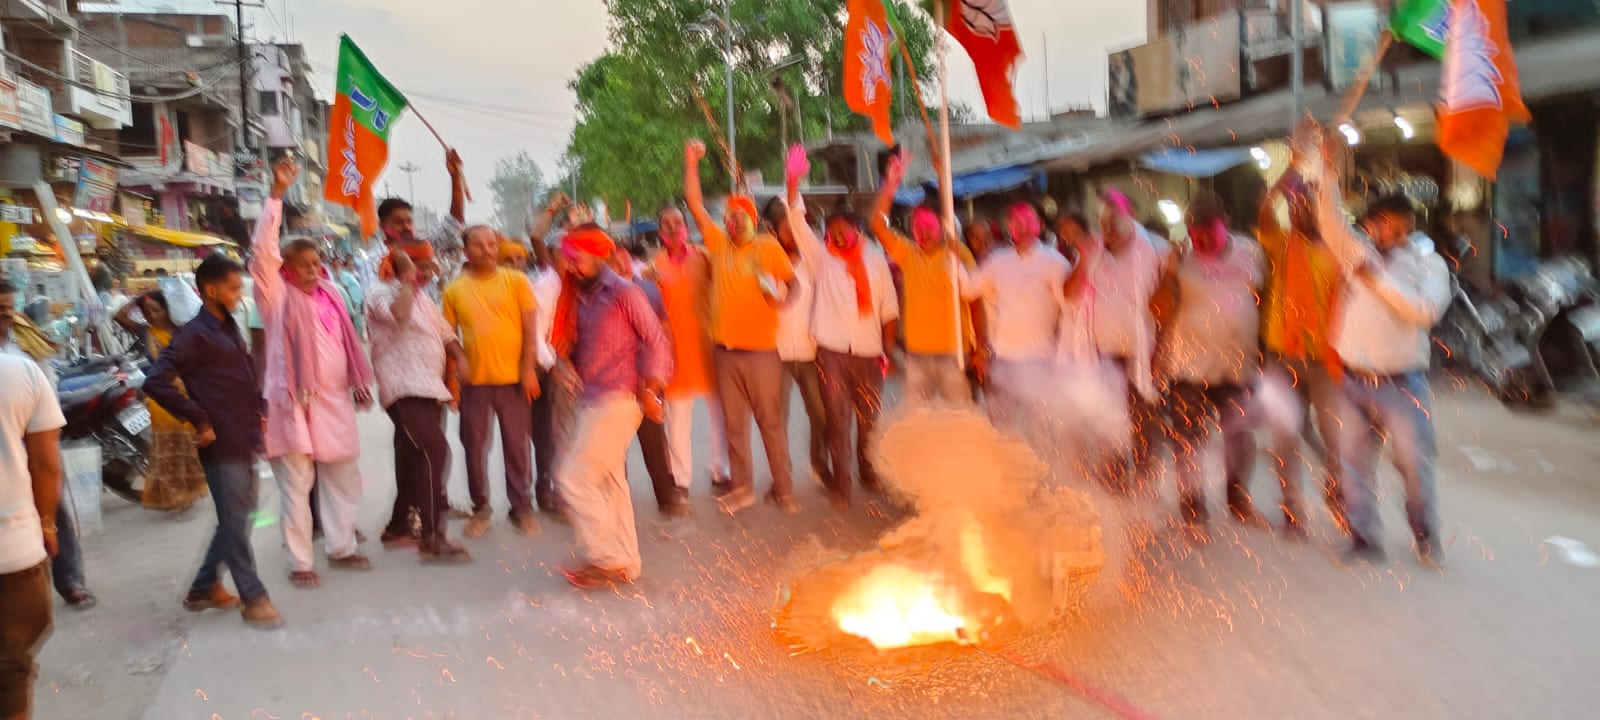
[{"left": 53, "top": 115, "right": 85, "bottom": 146}]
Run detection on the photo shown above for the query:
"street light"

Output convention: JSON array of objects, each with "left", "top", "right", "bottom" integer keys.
[{"left": 397, "top": 161, "right": 421, "bottom": 200}]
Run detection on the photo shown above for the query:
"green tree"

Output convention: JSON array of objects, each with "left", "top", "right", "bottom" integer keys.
[
  {"left": 566, "top": 0, "right": 945, "bottom": 211},
  {"left": 489, "top": 151, "right": 546, "bottom": 233}
]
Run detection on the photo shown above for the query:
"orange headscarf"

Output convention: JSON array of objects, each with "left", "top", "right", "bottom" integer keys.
[
  {"left": 549, "top": 226, "right": 617, "bottom": 358},
  {"left": 726, "top": 195, "right": 758, "bottom": 234}
]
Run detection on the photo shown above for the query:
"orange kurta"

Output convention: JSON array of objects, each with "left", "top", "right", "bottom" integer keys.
[{"left": 652, "top": 246, "right": 715, "bottom": 398}]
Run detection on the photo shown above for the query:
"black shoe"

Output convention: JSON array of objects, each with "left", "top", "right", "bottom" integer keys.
[{"left": 1341, "top": 539, "right": 1388, "bottom": 565}]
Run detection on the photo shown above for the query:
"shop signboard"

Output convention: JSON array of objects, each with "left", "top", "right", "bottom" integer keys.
[
  {"left": 0, "top": 74, "right": 19, "bottom": 130},
  {"left": 1172, "top": 14, "right": 1243, "bottom": 109},
  {"left": 74, "top": 158, "right": 118, "bottom": 213},
  {"left": 16, "top": 79, "right": 54, "bottom": 138},
  {"left": 1324, "top": 1, "right": 1384, "bottom": 90},
  {"left": 53, "top": 115, "right": 85, "bottom": 146}
]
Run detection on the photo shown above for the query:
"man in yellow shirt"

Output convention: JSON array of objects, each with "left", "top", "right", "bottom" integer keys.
[
  {"left": 443, "top": 225, "right": 542, "bottom": 538},
  {"left": 870, "top": 151, "right": 985, "bottom": 408},
  {"left": 683, "top": 139, "right": 798, "bottom": 514}
]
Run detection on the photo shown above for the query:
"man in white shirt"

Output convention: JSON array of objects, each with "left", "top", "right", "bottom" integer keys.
[
  {"left": 528, "top": 196, "right": 571, "bottom": 516},
  {"left": 765, "top": 196, "right": 831, "bottom": 495},
  {"left": 786, "top": 158, "right": 899, "bottom": 508},
  {"left": 1083, "top": 189, "right": 1167, "bottom": 494},
  {"left": 966, "top": 202, "right": 1070, "bottom": 440},
  {"left": 1316, "top": 181, "right": 1450, "bottom": 567},
  {"left": 0, "top": 351, "right": 65, "bottom": 719}
]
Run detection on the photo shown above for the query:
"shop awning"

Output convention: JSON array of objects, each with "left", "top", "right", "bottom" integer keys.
[
  {"left": 893, "top": 164, "right": 1042, "bottom": 206},
  {"left": 113, "top": 218, "right": 236, "bottom": 248},
  {"left": 1139, "top": 147, "right": 1255, "bottom": 177}
]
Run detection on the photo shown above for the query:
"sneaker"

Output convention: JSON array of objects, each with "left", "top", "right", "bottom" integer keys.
[
  {"left": 183, "top": 584, "right": 241, "bottom": 612},
  {"left": 512, "top": 512, "right": 542, "bottom": 538},
  {"left": 329, "top": 553, "right": 373, "bottom": 571},
  {"left": 380, "top": 529, "right": 419, "bottom": 549},
  {"left": 61, "top": 587, "right": 97, "bottom": 611},
  {"left": 716, "top": 486, "right": 756, "bottom": 515},
  {"left": 464, "top": 510, "right": 493, "bottom": 539},
  {"left": 241, "top": 598, "right": 285, "bottom": 629},
  {"left": 419, "top": 538, "right": 472, "bottom": 564},
  {"left": 765, "top": 492, "right": 801, "bottom": 514}
]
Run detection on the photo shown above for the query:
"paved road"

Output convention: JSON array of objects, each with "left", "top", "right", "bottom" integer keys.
[{"left": 34, "top": 381, "right": 1600, "bottom": 719}]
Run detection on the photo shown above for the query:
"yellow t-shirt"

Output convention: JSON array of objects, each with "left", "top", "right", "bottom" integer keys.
[
  {"left": 702, "top": 224, "right": 796, "bottom": 351},
  {"left": 442, "top": 267, "right": 537, "bottom": 386},
  {"left": 881, "top": 230, "right": 975, "bottom": 356}
]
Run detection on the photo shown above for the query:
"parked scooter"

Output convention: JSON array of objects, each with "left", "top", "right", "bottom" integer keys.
[
  {"left": 55, "top": 350, "right": 151, "bottom": 504},
  {"left": 1436, "top": 256, "right": 1600, "bottom": 409}
]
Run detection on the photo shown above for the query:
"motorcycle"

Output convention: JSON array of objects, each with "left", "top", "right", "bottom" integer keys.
[
  {"left": 1435, "top": 256, "right": 1600, "bottom": 409},
  {"left": 55, "top": 351, "right": 152, "bottom": 505}
]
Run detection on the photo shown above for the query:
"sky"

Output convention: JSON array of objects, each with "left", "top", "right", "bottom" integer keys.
[{"left": 92, "top": 0, "right": 1146, "bottom": 224}]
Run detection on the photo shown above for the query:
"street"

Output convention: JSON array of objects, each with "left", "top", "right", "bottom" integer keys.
[{"left": 33, "top": 379, "right": 1600, "bottom": 720}]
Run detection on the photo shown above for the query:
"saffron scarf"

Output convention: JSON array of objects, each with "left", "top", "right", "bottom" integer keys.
[
  {"left": 826, "top": 223, "right": 872, "bottom": 316},
  {"left": 549, "top": 227, "right": 617, "bottom": 358}
]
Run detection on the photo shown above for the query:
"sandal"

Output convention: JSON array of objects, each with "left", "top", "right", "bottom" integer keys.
[
  {"left": 560, "top": 565, "right": 632, "bottom": 590},
  {"left": 329, "top": 553, "right": 373, "bottom": 571},
  {"left": 289, "top": 570, "right": 321, "bottom": 589}
]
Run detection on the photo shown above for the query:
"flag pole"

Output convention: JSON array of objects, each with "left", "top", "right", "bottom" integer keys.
[
  {"left": 1332, "top": 30, "right": 1395, "bottom": 124},
  {"left": 690, "top": 83, "right": 747, "bottom": 194},
  {"left": 896, "top": 37, "right": 941, "bottom": 171},
  {"left": 934, "top": 1, "right": 962, "bottom": 372},
  {"left": 406, "top": 101, "right": 473, "bottom": 201}
]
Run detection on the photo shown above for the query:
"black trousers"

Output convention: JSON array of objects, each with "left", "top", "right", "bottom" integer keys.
[
  {"left": 635, "top": 417, "right": 678, "bottom": 511},
  {"left": 530, "top": 367, "right": 559, "bottom": 511},
  {"left": 384, "top": 398, "right": 451, "bottom": 541},
  {"left": 816, "top": 349, "right": 884, "bottom": 498}
]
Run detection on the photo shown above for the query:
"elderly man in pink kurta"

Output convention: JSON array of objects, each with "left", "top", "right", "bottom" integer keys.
[{"left": 251, "top": 159, "right": 377, "bottom": 588}]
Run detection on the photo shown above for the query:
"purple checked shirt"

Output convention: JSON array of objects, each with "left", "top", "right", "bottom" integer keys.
[{"left": 573, "top": 268, "right": 673, "bottom": 404}]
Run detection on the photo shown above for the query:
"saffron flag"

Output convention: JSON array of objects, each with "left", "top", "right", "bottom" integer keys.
[
  {"left": 324, "top": 35, "right": 409, "bottom": 239},
  {"left": 941, "top": 0, "right": 1023, "bottom": 129},
  {"left": 1391, "top": 0, "right": 1450, "bottom": 59},
  {"left": 845, "top": 0, "right": 896, "bottom": 146},
  {"left": 1436, "top": 0, "right": 1528, "bottom": 180}
]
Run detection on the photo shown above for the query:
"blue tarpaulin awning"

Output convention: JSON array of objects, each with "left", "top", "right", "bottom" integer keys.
[
  {"left": 1138, "top": 147, "right": 1255, "bottom": 178},
  {"left": 892, "top": 164, "right": 1041, "bottom": 206}
]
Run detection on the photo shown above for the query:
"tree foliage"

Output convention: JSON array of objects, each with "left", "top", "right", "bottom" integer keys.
[
  {"left": 566, "top": 0, "right": 944, "bottom": 211},
  {"left": 488, "top": 151, "right": 546, "bottom": 233}
]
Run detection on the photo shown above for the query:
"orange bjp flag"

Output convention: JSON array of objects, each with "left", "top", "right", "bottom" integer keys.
[
  {"left": 1436, "top": 0, "right": 1529, "bottom": 180},
  {"left": 844, "top": 0, "right": 896, "bottom": 146},
  {"left": 942, "top": 0, "right": 1023, "bottom": 129},
  {"left": 324, "top": 35, "right": 409, "bottom": 239}
]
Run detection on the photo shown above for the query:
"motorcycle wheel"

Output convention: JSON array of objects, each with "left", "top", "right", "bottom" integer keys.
[{"left": 99, "top": 430, "right": 149, "bottom": 505}]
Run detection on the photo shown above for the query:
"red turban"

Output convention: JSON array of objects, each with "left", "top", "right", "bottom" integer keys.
[
  {"left": 561, "top": 226, "right": 616, "bottom": 259},
  {"left": 550, "top": 226, "right": 617, "bottom": 358}
]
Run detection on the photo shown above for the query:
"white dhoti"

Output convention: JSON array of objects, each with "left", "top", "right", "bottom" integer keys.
[
  {"left": 561, "top": 392, "right": 646, "bottom": 579},
  {"left": 271, "top": 454, "right": 363, "bottom": 572}
]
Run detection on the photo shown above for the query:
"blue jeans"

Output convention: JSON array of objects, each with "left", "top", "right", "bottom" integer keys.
[
  {"left": 1334, "top": 370, "right": 1439, "bottom": 546},
  {"left": 191, "top": 461, "right": 268, "bottom": 602},
  {"left": 50, "top": 499, "right": 86, "bottom": 596}
]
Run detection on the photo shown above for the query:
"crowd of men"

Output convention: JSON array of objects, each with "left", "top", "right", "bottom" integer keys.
[{"left": 0, "top": 121, "right": 1453, "bottom": 717}]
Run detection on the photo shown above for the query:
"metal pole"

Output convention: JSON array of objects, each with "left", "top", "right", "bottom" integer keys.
[
  {"left": 1289, "top": 0, "right": 1304, "bottom": 125},
  {"left": 237, "top": 0, "right": 248, "bottom": 152},
  {"left": 934, "top": 2, "right": 960, "bottom": 373},
  {"left": 722, "top": 0, "right": 736, "bottom": 177}
]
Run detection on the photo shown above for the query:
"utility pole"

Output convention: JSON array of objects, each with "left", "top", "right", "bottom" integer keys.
[
  {"left": 721, "top": 0, "right": 736, "bottom": 175},
  {"left": 1290, "top": 0, "right": 1304, "bottom": 126},
  {"left": 220, "top": 0, "right": 265, "bottom": 187},
  {"left": 397, "top": 161, "right": 421, "bottom": 200}
]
